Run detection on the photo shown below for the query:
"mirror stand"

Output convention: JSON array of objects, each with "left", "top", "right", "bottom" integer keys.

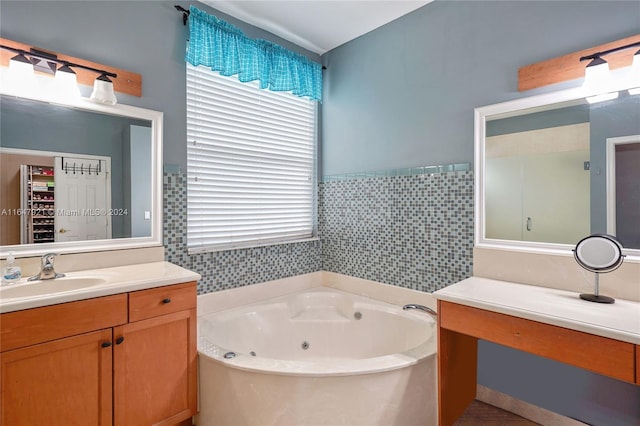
[{"left": 579, "top": 272, "right": 615, "bottom": 304}]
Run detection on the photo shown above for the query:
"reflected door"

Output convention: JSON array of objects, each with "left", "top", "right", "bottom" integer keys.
[
  {"left": 522, "top": 151, "right": 590, "bottom": 244},
  {"left": 607, "top": 136, "right": 640, "bottom": 248},
  {"left": 54, "top": 156, "right": 111, "bottom": 241},
  {"left": 485, "top": 123, "right": 590, "bottom": 244}
]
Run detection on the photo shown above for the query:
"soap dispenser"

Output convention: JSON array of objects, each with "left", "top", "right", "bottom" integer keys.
[{"left": 2, "top": 253, "right": 22, "bottom": 284}]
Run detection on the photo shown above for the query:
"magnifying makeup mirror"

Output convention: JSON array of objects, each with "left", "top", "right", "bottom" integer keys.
[{"left": 573, "top": 234, "right": 625, "bottom": 304}]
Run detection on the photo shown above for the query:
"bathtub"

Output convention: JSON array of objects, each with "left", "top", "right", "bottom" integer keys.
[{"left": 196, "top": 284, "right": 437, "bottom": 426}]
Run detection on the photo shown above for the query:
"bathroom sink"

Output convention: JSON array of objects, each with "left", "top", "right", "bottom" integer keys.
[{"left": 0, "top": 277, "right": 107, "bottom": 299}]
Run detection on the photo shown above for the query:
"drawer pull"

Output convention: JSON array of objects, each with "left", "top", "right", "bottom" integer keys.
[
  {"left": 162, "top": 298, "right": 172, "bottom": 304},
  {"left": 101, "top": 341, "right": 112, "bottom": 348},
  {"left": 115, "top": 336, "right": 125, "bottom": 345}
]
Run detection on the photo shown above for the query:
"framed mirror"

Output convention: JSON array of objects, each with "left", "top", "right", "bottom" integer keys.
[
  {"left": 0, "top": 91, "right": 163, "bottom": 258},
  {"left": 475, "top": 81, "right": 640, "bottom": 259}
]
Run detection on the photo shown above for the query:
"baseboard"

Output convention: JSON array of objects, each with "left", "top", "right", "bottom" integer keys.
[{"left": 476, "top": 385, "right": 588, "bottom": 426}]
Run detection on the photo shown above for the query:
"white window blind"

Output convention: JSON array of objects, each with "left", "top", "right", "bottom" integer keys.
[{"left": 186, "top": 63, "right": 316, "bottom": 252}]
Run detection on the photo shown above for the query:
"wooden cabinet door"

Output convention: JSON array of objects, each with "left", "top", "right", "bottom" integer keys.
[
  {"left": 0, "top": 329, "right": 113, "bottom": 426},
  {"left": 113, "top": 309, "right": 197, "bottom": 426}
]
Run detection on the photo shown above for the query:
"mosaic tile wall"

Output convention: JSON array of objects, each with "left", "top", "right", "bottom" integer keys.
[
  {"left": 163, "top": 172, "right": 321, "bottom": 294},
  {"left": 319, "top": 170, "right": 474, "bottom": 293},
  {"left": 163, "top": 168, "right": 473, "bottom": 295}
]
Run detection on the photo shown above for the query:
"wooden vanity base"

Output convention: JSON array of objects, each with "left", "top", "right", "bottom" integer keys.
[{"left": 437, "top": 300, "right": 638, "bottom": 426}]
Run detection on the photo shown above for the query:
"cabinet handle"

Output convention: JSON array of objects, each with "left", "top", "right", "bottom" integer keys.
[
  {"left": 101, "top": 341, "right": 112, "bottom": 348},
  {"left": 162, "top": 298, "right": 171, "bottom": 304},
  {"left": 115, "top": 336, "right": 125, "bottom": 345},
  {"left": 526, "top": 217, "right": 532, "bottom": 231}
]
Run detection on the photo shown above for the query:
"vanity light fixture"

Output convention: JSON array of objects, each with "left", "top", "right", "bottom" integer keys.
[
  {"left": 0, "top": 44, "right": 117, "bottom": 104},
  {"left": 580, "top": 40, "right": 640, "bottom": 103}
]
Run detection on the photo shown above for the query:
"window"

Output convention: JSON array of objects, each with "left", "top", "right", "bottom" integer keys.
[{"left": 186, "top": 63, "right": 317, "bottom": 252}]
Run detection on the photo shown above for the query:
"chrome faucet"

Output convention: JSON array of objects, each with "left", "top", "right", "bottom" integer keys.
[
  {"left": 28, "top": 253, "right": 65, "bottom": 281},
  {"left": 403, "top": 304, "right": 437, "bottom": 317}
]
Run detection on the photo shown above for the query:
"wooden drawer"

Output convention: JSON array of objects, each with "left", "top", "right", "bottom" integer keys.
[
  {"left": 1, "top": 294, "right": 128, "bottom": 352},
  {"left": 129, "top": 282, "right": 196, "bottom": 322},
  {"left": 439, "top": 301, "right": 636, "bottom": 384}
]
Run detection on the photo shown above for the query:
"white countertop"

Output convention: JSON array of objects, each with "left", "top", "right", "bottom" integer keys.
[
  {"left": 0, "top": 261, "right": 201, "bottom": 313},
  {"left": 433, "top": 277, "right": 640, "bottom": 345}
]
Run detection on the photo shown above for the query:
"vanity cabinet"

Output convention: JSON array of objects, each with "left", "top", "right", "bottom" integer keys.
[
  {"left": 436, "top": 300, "right": 639, "bottom": 426},
  {"left": 433, "top": 274, "right": 640, "bottom": 426},
  {"left": 0, "top": 282, "right": 197, "bottom": 426},
  {"left": 114, "top": 282, "right": 197, "bottom": 426}
]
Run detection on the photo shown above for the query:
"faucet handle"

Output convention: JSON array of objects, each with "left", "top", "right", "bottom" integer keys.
[{"left": 41, "top": 253, "right": 59, "bottom": 266}]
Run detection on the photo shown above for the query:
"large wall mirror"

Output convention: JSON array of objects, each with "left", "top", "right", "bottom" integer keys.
[
  {"left": 475, "top": 84, "right": 640, "bottom": 259},
  {"left": 0, "top": 91, "right": 163, "bottom": 258}
]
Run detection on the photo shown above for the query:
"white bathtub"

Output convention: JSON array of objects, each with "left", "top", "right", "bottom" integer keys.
[{"left": 196, "top": 283, "right": 437, "bottom": 426}]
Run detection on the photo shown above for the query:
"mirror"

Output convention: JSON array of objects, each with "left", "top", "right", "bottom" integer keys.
[
  {"left": 574, "top": 234, "right": 624, "bottom": 272},
  {"left": 0, "top": 92, "right": 163, "bottom": 257},
  {"left": 476, "top": 82, "right": 640, "bottom": 258},
  {"left": 573, "top": 234, "right": 624, "bottom": 304}
]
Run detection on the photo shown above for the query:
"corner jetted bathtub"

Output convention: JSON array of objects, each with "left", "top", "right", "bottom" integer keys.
[{"left": 196, "top": 286, "right": 437, "bottom": 426}]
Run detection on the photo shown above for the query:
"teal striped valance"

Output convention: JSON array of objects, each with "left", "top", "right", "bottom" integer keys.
[{"left": 186, "top": 6, "right": 322, "bottom": 101}]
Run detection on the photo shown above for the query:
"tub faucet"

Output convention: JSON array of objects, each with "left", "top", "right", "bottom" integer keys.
[
  {"left": 28, "top": 253, "right": 65, "bottom": 281},
  {"left": 403, "top": 304, "right": 437, "bottom": 317}
]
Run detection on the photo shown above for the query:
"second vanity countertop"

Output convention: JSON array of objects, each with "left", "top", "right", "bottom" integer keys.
[
  {"left": 0, "top": 261, "right": 201, "bottom": 314},
  {"left": 433, "top": 277, "right": 640, "bottom": 345}
]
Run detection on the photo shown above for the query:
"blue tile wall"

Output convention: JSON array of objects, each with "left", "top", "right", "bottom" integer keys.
[
  {"left": 319, "top": 171, "right": 474, "bottom": 292},
  {"left": 163, "top": 168, "right": 473, "bottom": 295}
]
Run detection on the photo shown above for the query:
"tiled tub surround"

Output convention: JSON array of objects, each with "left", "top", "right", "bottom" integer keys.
[
  {"left": 320, "top": 170, "right": 474, "bottom": 293},
  {"left": 163, "top": 167, "right": 473, "bottom": 294},
  {"left": 163, "top": 171, "right": 321, "bottom": 294}
]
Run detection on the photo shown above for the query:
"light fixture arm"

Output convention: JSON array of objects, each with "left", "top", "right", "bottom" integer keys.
[
  {"left": 0, "top": 44, "right": 117, "bottom": 78},
  {"left": 579, "top": 40, "right": 640, "bottom": 62}
]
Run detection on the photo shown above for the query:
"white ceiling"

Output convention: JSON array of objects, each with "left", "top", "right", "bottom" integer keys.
[{"left": 199, "top": 1, "right": 432, "bottom": 55}]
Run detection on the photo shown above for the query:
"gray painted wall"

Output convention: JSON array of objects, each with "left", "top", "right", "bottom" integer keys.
[
  {"left": 321, "top": 1, "right": 640, "bottom": 425},
  {"left": 321, "top": 0, "right": 640, "bottom": 175},
  {"left": 485, "top": 105, "right": 589, "bottom": 137}
]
